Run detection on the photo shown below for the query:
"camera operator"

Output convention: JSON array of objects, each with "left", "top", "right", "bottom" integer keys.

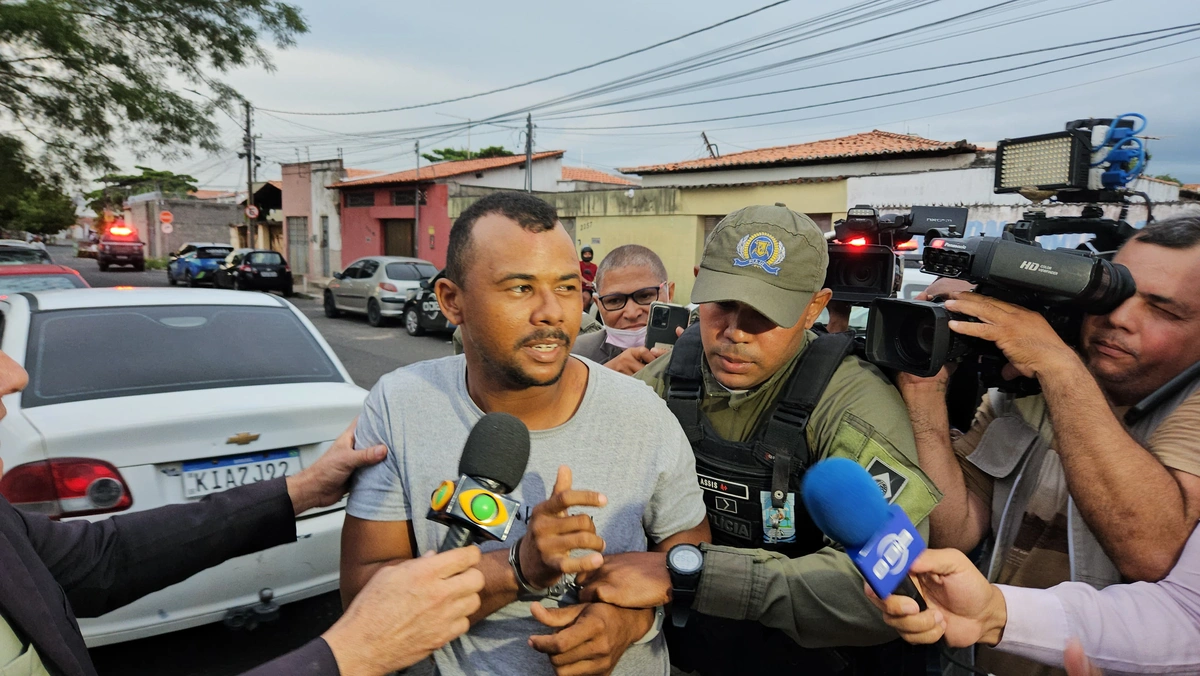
[
  {"left": 572, "top": 244, "right": 676, "bottom": 375},
  {"left": 584, "top": 205, "right": 941, "bottom": 675},
  {"left": 899, "top": 214, "right": 1200, "bottom": 675}
]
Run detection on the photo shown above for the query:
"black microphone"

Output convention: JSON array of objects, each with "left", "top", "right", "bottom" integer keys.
[{"left": 429, "top": 412, "right": 530, "bottom": 552}]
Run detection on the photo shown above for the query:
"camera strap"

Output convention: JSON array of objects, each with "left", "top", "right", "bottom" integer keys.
[{"left": 759, "top": 333, "right": 855, "bottom": 508}]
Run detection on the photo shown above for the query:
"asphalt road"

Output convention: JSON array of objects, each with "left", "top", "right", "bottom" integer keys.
[{"left": 53, "top": 246, "right": 455, "bottom": 674}]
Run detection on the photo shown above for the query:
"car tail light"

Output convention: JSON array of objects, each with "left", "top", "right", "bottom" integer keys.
[
  {"left": 239, "top": 264, "right": 253, "bottom": 273},
  {"left": 379, "top": 282, "right": 399, "bottom": 292},
  {"left": 0, "top": 458, "right": 133, "bottom": 519}
]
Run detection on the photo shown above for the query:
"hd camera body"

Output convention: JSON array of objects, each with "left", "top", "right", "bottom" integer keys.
[{"left": 825, "top": 205, "right": 968, "bottom": 303}]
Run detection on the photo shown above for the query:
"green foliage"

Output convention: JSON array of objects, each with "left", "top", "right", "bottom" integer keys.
[
  {"left": 421, "top": 146, "right": 515, "bottom": 163},
  {"left": 144, "top": 256, "right": 168, "bottom": 270},
  {"left": 0, "top": 135, "right": 76, "bottom": 234},
  {"left": 1151, "top": 173, "right": 1182, "bottom": 185},
  {"left": 84, "top": 165, "right": 198, "bottom": 212},
  {"left": 0, "top": 0, "right": 308, "bottom": 179}
]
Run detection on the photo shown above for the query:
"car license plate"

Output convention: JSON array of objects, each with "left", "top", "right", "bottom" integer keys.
[
  {"left": 260, "top": 271, "right": 277, "bottom": 277},
  {"left": 182, "top": 449, "right": 300, "bottom": 498}
]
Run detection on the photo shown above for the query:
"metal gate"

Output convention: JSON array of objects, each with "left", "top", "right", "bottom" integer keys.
[{"left": 287, "top": 216, "right": 309, "bottom": 276}]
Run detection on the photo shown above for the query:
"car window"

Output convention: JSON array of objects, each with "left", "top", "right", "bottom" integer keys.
[
  {"left": 198, "top": 247, "right": 232, "bottom": 259},
  {"left": 180, "top": 252, "right": 196, "bottom": 261},
  {"left": 23, "top": 305, "right": 343, "bottom": 407},
  {"left": 385, "top": 263, "right": 424, "bottom": 280},
  {"left": 342, "top": 262, "right": 364, "bottom": 279},
  {"left": 248, "top": 252, "right": 283, "bottom": 265},
  {"left": 0, "top": 248, "right": 50, "bottom": 265},
  {"left": 225, "top": 252, "right": 240, "bottom": 265},
  {"left": 361, "top": 260, "right": 380, "bottom": 277},
  {"left": 0, "top": 275, "right": 87, "bottom": 293},
  {"left": 416, "top": 263, "right": 437, "bottom": 279}
]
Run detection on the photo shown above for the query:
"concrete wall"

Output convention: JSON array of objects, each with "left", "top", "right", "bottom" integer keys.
[
  {"left": 452, "top": 157, "right": 562, "bottom": 192},
  {"left": 636, "top": 153, "right": 976, "bottom": 188},
  {"left": 125, "top": 196, "right": 240, "bottom": 258}
]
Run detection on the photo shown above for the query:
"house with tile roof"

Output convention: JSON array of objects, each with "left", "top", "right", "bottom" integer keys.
[
  {"left": 280, "top": 159, "right": 384, "bottom": 281},
  {"left": 325, "top": 151, "right": 567, "bottom": 272},
  {"left": 558, "top": 166, "right": 637, "bottom": 191}
]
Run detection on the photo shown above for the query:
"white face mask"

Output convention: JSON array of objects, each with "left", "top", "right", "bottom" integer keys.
[{"left": 604, "top": 325, "right": 647, "bottom": 349}]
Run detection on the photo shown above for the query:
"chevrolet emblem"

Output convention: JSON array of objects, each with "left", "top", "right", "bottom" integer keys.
[{"left": 226, "top": 432, "right": 260, "bottom": 446}]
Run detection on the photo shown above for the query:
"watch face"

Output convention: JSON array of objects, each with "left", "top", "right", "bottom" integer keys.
[{"left": 669, "top": 545, "right": 703, "bottom": 574}]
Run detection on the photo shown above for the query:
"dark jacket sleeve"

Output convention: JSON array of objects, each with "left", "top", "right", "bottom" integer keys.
[
  {"left": 18, "top": 478, "right": 297, "bottom": 617},
  {"left": 239, "top": 638, "right": 340, "bottom": 676}
]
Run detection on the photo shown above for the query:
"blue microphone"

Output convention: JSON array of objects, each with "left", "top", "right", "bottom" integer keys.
[{"left": 801, "top": 458, "right": 928, "bottom": 608}]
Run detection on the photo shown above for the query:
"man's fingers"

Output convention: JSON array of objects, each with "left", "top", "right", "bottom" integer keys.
[
  {"left": 336, "top": 417, "right": 358, "bottom": 446},
  {"left": 947, "top": 319, "right": 995, "bottom": 340},
  {"left": 529, "top": 601, "right": 586, "bottom": 630},
  {"left": 1064, "top": 639, "right": 1104, "bottom": 676},
  {"left": 908, "top": 549, "right": 969, "bottom": 576},
  {"left": 552, "top": 465, "right": 573, "bottom": 497},
  {"left": 345, "top": 444, "right": 388, "bottom": 468},
  {"left": 542, "top": 490, "right": 608, "bottom": 514},
  {"left": 425, "top": 546, "right": 482, "bottom": 579},
  {"left": 549, "top": 551, "right": 606, "bottom": 575},
  {"left": 898, "top": 624, "right": 947, "bottom": 646},
  {"left": 544, "top": 531, "right": 606, "bottom": 554}
]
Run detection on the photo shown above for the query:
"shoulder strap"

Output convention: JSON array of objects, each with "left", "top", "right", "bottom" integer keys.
[
  {"left": 665, "top": 323, "right": 705, "bottom": 444},
  {"left": 760, "top": 332, "right": 855, "bottom": 507}
]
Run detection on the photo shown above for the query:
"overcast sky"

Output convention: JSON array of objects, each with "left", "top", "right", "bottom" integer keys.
[{"left": 124, "top": 0, "right": 1200, "bottom": 191}]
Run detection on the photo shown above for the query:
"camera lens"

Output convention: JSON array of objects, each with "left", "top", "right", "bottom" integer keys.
[
  {"left": 897, "top": 313, "right": 937, "bottom": 366},
  {"left": 651, "top": 308, "right": 668, "bottom": 328},
  {"left": 837, "top": 260, "right": 881, "bottom": 289}
]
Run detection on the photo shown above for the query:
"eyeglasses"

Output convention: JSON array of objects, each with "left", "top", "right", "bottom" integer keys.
[{"left": 598, "top": 283, "right": 665, "bottom": 312}]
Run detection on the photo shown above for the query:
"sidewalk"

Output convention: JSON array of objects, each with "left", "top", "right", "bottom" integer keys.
[{"left": 293, "top": 274, "right": 332, "bottom": 300}]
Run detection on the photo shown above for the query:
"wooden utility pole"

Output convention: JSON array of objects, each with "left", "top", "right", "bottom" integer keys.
[
  {"left": 414, "top": 140, "right": 421, "bottom": 253},
  {"left": 524, "top": 113, "right": 533, "bottom": 193},
  {"left": 702, "top": 132, "right": 719, "bottom": 159}
]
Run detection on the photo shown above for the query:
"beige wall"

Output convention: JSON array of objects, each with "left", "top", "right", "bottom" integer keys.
[{"left": 448, "top": 180, "right": 848, "bottom": 302}]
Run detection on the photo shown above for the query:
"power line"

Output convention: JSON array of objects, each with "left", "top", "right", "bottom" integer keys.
[{"left": 256, "top": 0, "right": 795, "bottom": 116}]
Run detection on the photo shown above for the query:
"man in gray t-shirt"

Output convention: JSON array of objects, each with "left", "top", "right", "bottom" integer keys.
[{"left": 341, "top": 191, "right": 709, "bottom": 676}]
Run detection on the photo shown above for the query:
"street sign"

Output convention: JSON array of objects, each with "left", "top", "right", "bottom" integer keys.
[
  {"left": 245, "top": 205, "right": 260, "bottom": 219},
  {"left": 159, "top": 211, "right": 174, "bottom": 224},
  {"left": 161, "top": 222, "right": 174, "bottom": 234}
]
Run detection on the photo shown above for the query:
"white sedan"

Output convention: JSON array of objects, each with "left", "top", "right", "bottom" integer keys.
[{"left": 0, "top": 287, "right": 366, "bottom": 646}]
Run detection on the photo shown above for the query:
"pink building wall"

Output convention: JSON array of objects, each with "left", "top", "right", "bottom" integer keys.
[{"left": 338, "top": 183, "right": 451, "bottom": 269}]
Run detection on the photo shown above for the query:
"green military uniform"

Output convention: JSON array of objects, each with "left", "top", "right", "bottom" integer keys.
[
  {"left": 638, "top": 333, "right": 940, "bottom": 646},
  {"left": 637, "top": 204, "right": 941, "bottom": 673}
]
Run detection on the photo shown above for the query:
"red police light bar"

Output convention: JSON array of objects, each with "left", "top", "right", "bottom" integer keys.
[
  {"left": 847, "top": 237, "right": 868, "bottom": 247},
  {"left": 930, "top": 239, "right": 946, "bottom": 248},
  {"left": 109, "top": 225, "right": 133, "bottom": 236}
]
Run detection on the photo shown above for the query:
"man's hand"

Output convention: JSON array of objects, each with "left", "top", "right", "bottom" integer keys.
[
  {"left": 578, "top": 552, "right": 670, "bottom": 608},
  {"left": 865, "top": 548, "right": 1008, "bottom": 648},
  {"left": 323, "top": 547, "right": 485, "bottom": 676},
  {"left": 520, "top": 466, "right": 608, "bottom": 589},
  {"left": 605, "top": 346, "right": 668, "bottom": 376},
  {"left": 1065, "top": 639, "right": 1104, "bottom": 676},
  {"left": 287, "top": 419, "right": 387, "bottom": 515},
  {"left": 528, "top": 602, "right": 654, "bottom": 676},
  {"left": 916, "top": 278, "right": 976, "bottom": 302},
  {"left": 944, "top": 292, "right": 1080, "bottom": 381}
]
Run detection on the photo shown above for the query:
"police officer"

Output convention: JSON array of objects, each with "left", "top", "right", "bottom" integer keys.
[{"left": 595, "top": 205, "right": 940, "bottom": 674}]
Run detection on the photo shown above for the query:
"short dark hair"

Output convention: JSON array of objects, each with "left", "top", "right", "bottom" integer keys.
[
  {"left": 445, "top": 191, "right": 559, "bottom": 286},
  {"left": 1132, "top": 214, "right": 1200, "bottom": 249},
  {"left": 595, "top": 244, "right": 668, "bottom": 291}
]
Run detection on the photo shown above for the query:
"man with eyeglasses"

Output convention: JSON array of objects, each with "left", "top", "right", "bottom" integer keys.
[{"left": 572, "top": 244, "right": 677, "bottom": 375}]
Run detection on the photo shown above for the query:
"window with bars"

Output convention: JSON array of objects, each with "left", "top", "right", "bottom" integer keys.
[
  {"left": 346, "top": 192, "right": 375, "bottom": 208},
  {"left": 391, "top": 189, "right": 428, "bottom": 206}
]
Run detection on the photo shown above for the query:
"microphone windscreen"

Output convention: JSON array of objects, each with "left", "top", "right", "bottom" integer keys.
[
  {"left": 458, "top": 412, "right": 531, "bottom": 494},
  {"left": 801, "top": 458, "right": 890, "bottom": 549}
]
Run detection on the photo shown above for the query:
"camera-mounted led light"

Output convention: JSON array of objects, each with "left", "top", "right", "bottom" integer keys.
[
  {"left": 847, "top": 207, "right": 876, "bottom": 218},
  {"left": 995, "top": 130, "right": 1090, "bottom": 193},
  {"left": 847, "top": 237, "right": 868, "bottom": 247}
]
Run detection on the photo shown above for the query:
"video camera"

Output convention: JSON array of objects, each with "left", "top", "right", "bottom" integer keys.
[
  {"left": 825, "top": 205, "right": 968, "bottom": 303},
  {"left": 866, "top": 114, "right": 1147, "bottom": 390}
]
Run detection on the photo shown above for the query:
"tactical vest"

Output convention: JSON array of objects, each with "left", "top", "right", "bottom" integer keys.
[{"left": 665, "top": 324, "right": 853, "bottom": 556}]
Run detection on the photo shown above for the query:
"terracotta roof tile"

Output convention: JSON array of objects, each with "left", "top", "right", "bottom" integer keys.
[
  {"left": 561, "top": 166, "right": 635, "bottom": 185},
  {"left": 189, "top": 189, "right": 238, "bottom": 200},
  {"left": 1182, "top": 183, "right": 1200, "bottom": 192},
  {"left": 344, "top": 167, "right": 382, "bottom": 179},
  {"left": 621, "top": 130, "right": 975, "bottom": 175},
  {"left": 332, "top": 152, "right": 565, "bottom": 188}
]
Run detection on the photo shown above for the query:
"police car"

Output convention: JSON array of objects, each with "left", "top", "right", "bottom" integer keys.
[
  {"left": 401, "top": 269, "right": 455, "bottom": 336},
  {"left": 0, "top": 288, "right": 366, "bottom": 645}
]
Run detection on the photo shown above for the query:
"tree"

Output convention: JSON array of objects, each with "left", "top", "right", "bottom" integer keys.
[
  {"left": 1152, "top": 173, "right": 1182, "bottom": 185},
  {"left": 421, "top": 146, "right": 515, "bottom": 163},
  {"left": 0, "top": 136, "right": 76, "bottom": 235},
  {"left": 0, "top": 0, "right": 307, "bottom": 180},
  {"left": 84, "top": 166, "right": 198, "bottom": 213}
]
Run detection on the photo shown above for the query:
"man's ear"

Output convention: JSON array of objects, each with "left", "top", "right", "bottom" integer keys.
[
  {"left": 802, "top": 288, "right": 834, "bottom": 329},
  {"left": 693, "top": 265, "right": 700, "bottom": 278},
  {"left": 435, "top": 277, "right": 466, "bottom": 326},
  {"left": 666, "top": 281, "right": 676, "bottom": 302}
]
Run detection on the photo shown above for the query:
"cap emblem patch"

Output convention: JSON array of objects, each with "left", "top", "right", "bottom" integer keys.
[{"left": 734, "top": 232, "right": 786, "bottom": 276}]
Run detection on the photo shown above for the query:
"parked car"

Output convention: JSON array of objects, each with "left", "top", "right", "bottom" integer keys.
[
  {"left": 324, "top": 256, "right": 437, "bottom": 327},
  {"left": 0, "top": 288, "right": 367, "bottom": 646},
  {"left": 97, "top": 224, "right": 145, "bottom": 271},
  {"left": 170, "top": 242, "right": 231, "bottom": 261},
  {"left": 0, "top": 240, "right": 54, "bottom": 265},
  {"left": 214, "top": 249, "right": 294, "bottom": 296},
  {"left": 400, "top": 270, "right": 455, "bottom": 336},
  {"left": 0, "top": 264, "right": 89, "bottom": 294},
  {"left": 167, "top": 244, "right": 234, "bottom": 287}
]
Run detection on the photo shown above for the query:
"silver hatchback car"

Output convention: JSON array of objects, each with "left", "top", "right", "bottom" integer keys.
[{"left": 324, "top": 256, "right": 438, "bottom": 327}]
